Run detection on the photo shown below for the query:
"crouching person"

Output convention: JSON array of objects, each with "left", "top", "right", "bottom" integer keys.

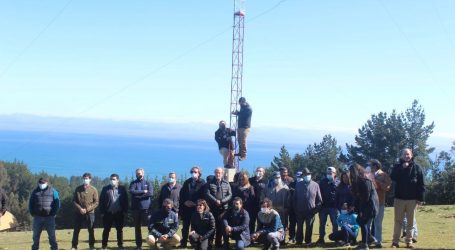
[
  {"left": 190, "top": 199, "right": 216, "bottom": 250},
  {"left": 328, "top": 203, "right": 359, "bottom": 247},
  {"left": 251, "top": 198, "right": 284, "bottom": 250},
  {"left": 147, "top": 198, "right": 180, "bottom": 249},
  {"left": 223, "top": 197, "right": 251, "bottom": 250}
]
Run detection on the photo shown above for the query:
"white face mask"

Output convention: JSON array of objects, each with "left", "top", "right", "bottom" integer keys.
[
  {"left": 83, "top": 179, "right": 91, "bottom": 185},
  {"left": 297, "top": 178, "right": 303, "bottom": 182},
  {"left": 39, "top": 183, "right": 48, "bottom": 190},
  {"left": 274, "top": 178, "right": 281, "bottom": 185},
  {"left": 192, "top": 173, "right": 199, "bottom": 179},
  {"left": 111, "top": 180, "right": 118, "bottom": 186},
  {"left": 169, "top": 178, "right": 175, "bottom": 183},
  {"left": 256, "top": 171, "right": 263, "bottom": 178},
  {"left": 365, "top": 167, "right": 371, "bottom": 173},
  {"left": 326, "top": 174, "right": 334, "bottom": 181},
  {"left": 261, "top": 207, "right": 268, "bottom": 213},
  {"left": 304, "top": 175, "right": 311, "bottom": 183}
]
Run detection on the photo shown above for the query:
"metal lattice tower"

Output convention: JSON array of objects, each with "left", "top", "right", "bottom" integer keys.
[{"left": 229, "top": 0, "right": 245, "bottom": 171}]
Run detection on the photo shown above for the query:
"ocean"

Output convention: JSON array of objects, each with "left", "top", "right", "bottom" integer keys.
[{"left": 0, "top": 130, "right": 304, "bottom": 180}]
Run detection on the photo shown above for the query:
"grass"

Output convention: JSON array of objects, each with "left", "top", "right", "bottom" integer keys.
[{"left": 1, "top": 205, "right": 454, "bottom": 250}]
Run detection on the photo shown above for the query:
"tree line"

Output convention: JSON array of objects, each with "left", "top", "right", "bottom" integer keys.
[{"left": 0, "top": 100, "right": 453, "bottom": 230}]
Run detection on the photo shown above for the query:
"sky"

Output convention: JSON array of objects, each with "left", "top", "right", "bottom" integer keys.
[{"left": 1, "top": 0, "right": 454, "bottom": 148}]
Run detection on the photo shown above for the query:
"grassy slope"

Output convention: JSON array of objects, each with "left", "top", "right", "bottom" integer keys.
[{"left": 0, "top": 205, "right": 454, "bottom": 250}]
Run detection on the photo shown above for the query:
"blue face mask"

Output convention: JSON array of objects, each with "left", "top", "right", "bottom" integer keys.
[
  {"left": 327, "top": 174, "right": 333, "bottom": 181},
  {"left": 304, "top": 175, "right": 311, "bottom": 183},
  {"left": 341, "top": 209, "right": 348, "bottom": 215}
]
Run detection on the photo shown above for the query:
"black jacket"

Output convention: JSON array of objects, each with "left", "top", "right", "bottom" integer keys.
[
  {"left": 0, "top": 188, "right": 7, "bottom": 215},
  {"left": 179, "top": 177, "right": 206, "bottom": 219},
  {"left": 237, "top": 103, "right": 252, "bottom": 128},
  {"left": 352, "top": 177, "right": 379, "bottom": 222},
  {"left": 159, "top": 183, "right": 182, "bottom": 213},
  {"left": 99, "top": 184, "right": 128, "bottom": 214},
  {"left": 249, "top": 176, "right": 268, "bottom": 209},
  {"left": 206, "top": 179, "right": 232, "bottom": 210},
  {"left": 215, "top": 128, "right": 235, "bottom": 150},
  {"left": 148, "top": 209, "right": 179, "bottom": 238},
  {"left": 223, "top": 208, "right": 251, "bottom": 246},
  {"left": 233, "top": 185, "right": 256, "bottom": 213},
  {"left": 191, "top": 211, "right": 216, "bottom": 240},
  {"left": 390, "top": 160, "right": 425, "bottom": 202},
  {"left": 319, "top": 177, "right": 337, "bottom": 208}
]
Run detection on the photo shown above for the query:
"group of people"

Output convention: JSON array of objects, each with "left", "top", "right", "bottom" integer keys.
[{"left": 4, "top": 146, "right": 424, "bottom": 250}]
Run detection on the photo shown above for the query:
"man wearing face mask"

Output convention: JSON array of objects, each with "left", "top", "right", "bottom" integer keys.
[
  {"left": 293, "top": 168, "right": 322, "bottom": 246},
  {"left": 222, "top": 197, "right": 251, "bottom": 250},
  {"left": 72, "top": 172, "right": 99, "bottom": 250},
  {"left": 390, "top": 148, "right": 425, "bottom": 249},
  {"left": 206, "top": 167, "right": 232, "bottom": 248},
  {"left": 249, "top": 167, "right": 268, "bottom": 234},
  {"left": 251, "top": 198, "right": 284, "bottom": 250},
  {"left": 99, "top": 173, "right": 128, "bottom": 249},
  {"left": 215, "top": 120, "right": 236, "bottom": 168},
  {"left": 179, "top": 166, "right": 206, "bottom": 247},
  {"left": 29, "top": 177, "right": 60, "bottom": 250},
  {"left": 264, "top": 171, "right": 290, "bottom": 244},
  {"left": 129, "top": 168, "right": 153, "bottom": 250},
  {"left": 159, "top": 172, "right": 182, "bottom": 214},
  {"left": 147, "top": 199, "right": 180, "bottom": 250},
  {"left": 316, "top": 167, "right": 339, "bottom": 245}
]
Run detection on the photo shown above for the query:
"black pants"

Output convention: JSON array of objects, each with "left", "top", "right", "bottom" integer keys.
[
  {"left": 132, "top": 209, "right": 150, "bottom": 248},
  {"left": 212, "top": 208, "right": 227, "bottom": 247},
  {"left": 288, "top": 208, "right": 296, "bottom": 240},
  {"left": 295, "top": 212, "right": 315, "bottom": 244},
  {"left": 249, "top": 208, "right": 259, "bottom": 235},
  {"left": 181, "top": 216, "right": 192, "bottom": 245},
  {"left": 190, "top": 235, "right": 211, "bottom": 250},
  {"left": 102, "top": 212, "right": 124, "bottom": 248},
  {"left": 72, "top": 213, "right": 95, "bottom": 248}
]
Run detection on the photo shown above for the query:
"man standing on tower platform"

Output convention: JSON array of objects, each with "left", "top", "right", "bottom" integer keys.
[{"left": 232, "top": 97, "right": 252, "bottom": 161}]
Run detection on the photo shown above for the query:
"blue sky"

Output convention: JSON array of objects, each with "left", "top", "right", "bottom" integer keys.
[{"left": 1, "top": 0, "right": 454, "bottom": 146}]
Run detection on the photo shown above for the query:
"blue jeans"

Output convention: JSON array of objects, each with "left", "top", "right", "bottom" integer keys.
[
  {"left": 235, "top": 239, "right": 245, "bottom": 250},
  {"left": 32, "top": 216, "right": 58, "bottom": 250},
  {"left": 318, "top": 207, "right": 338, "bottom": 239},
  {"left": 329, "top": 224, "right": 357, "bottom": 243},
  {"left": 359, "top": 218, "right": 373, "bottom": 245},
  {"left": 374, "top": 205, "right": 385, "bottom": 243}
]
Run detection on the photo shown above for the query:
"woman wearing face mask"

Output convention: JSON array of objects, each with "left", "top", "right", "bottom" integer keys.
[
  {"left": 251, "top": 198, "right": 284, "bottom": 250},
  {"left": 189, "top": 199, "right": 215, "bottom": 250},
  {"left": 233, "top": 172, "right": 256, "bottom": 228},
  {"left": 99, "top": 173, "right": 128, "bottom": 249},
  {"left": 179, "top": 166, "right": 206, "bottom": 247},
  {"left": 222, "top": 197, "right": 251, "bottom": 250},
  {"left": 328, "top": 203, "right": 359, "bottom": 246},
  {"left": 335, "top": 172, "right": 354, "bottom": 213}
]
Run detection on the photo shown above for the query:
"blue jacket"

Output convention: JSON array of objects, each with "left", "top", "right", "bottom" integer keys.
[
  {"left": 29, "top": 186, "right": 60, "bottom": 217},
  {"left": 337, "top": 212, "right": 359, "bottom": 236},
  {"left": 223, "top": 208, "right": 251, "bottom": 246},
  {"left": 129, "top": 178, "right": 153, "bottom": 210},
  {"left": 148, "top": 209, "right": 179, "bottom": 238}
]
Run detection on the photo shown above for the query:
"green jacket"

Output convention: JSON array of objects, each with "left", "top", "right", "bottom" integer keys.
[{"left": 73, "top": 185, "right": 99, "bottom": 213}]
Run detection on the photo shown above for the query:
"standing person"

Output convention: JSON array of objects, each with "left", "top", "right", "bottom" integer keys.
[
  {"left": 349, "top": 163, "right": 379, "bottom": 250},
  {"left": 335, "top": 171, "right": 354, "bottom": 211},
  {"left": 215, "top": 120, "right": 236, "bottom": 168},
  {"left": 29, "top": 177, "right": 60, "bottom": 250},
  {"left": 72, "top": 172, "right": 99, "bottom": 250},
  {"left": 250, "top": 198, "right": 285, "bottom": 250},
  {"left": 264, "top": 171, "right": 290, "bottom": 244},
  {"left": 328, "top": 203, "right": 359, "bottom": 247},
  {"left": 0, "top": 187, "right": 7, "bottom": 219},
  {"left": 158, "top": 172, "right": 182, "bottom": 214},
  {"left": 316, "top": 167, "right": 339, "bottom": 244},
  {"left": 190, "top": 199, "right": 216, "bottom": 250},
  {"left": 206, "top": 167, "right": 232, "bottom": 248},
  {"left": 99, "top": 173, "right": 128, "bottom": 250},
  {"left": 147, "top": 199, "right": 180, "bottom": 250},
  {"left": 223, "top": 197, "right": 251, "bottom": 250},
  {"left": 293, "top": 168, "right": 322, "bottom": 246},
  {"left": 179, "top": 166, "right": 206, "bottom": 248},
  {"left": 233, "top": 172, "right": 256, "bottom": 227},
  {"left": 280, "top": 167, "right": 294, "bottom": 186},
  {"left": 288, "top": 170, "right": 303, "bottom": 243},
  {"left": 130, "top": 168, "right": 153, "bottom": 250},
  {"left": 231, "top": 97, "right": 252, "bottom": 161},
  {"left": 370, "top": 159, "right": 392, "bottom": 248},
  {"left": 249, "top": 167, "right": 268, "bottom": 234},
  {"left": 390, "top": 148, "right": 425, "bottom": 249}
]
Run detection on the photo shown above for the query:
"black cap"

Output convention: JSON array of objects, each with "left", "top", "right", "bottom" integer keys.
[
  {"left": 239, "top": 97, "right": 246, "bottom": 103},
  {"left": 38, "top": 177, "right": 49, "bottom": 183}
]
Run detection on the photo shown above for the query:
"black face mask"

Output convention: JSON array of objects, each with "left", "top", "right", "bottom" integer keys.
[{"left": 136, "top": 175, "right": 143, "bottom": 180}]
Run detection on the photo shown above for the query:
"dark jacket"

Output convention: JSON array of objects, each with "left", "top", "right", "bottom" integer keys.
[
  {"left": 223, "top": 208, "right": 251, "bottom": 246},
  {"left": 249, "top": 176, "right": 268, "bottom": 208},
  {"left": 390, "top": 160, "right": 425, "bottom": 202},
  {"left": 237, "top": 103, "right": 252, "bottom": 128},
  {"left": 352, "top": 177, "right": 379, "bottom": 223},
  {"left": 73, "top": 185, "right": 99, "bottom": 213},
  {"left": 319, "top": 177, "right": 338, "bottom": 208},
  {"left": 206, "top": 179, "right": 232, "bottom": 210},
  {"left": 148, "top": 209, "right": 179, "bottom": 238},
  {"left": 233, "top": 185, "right": 256, "bottom": 213},
  {"left": 29, "top": 186, "right": 60, "bottom": 217},
  {"left": 99, "top": 184, "right": 128, "bottom": 214},
  {"left": 159, "top": 183, "right": 182, "bottom": 213},
  {"left": 191, "top": 211, "right": 216, "bottom": 240},
  {"left": 293, "top": 180, "right": 322, "bottom": 214},
  {"left": 179, "top": 177, "right": 206, "bottom": 219},
  {"left": 335, "top": 183, "right": 354, "bottom": 210},
  {"left": 0, "top": 188, "right": 7, "bottom": 215},
  {"left": 215, "top": 128, "right": 235, "bottom": 150},
  {"left": 129, "top": 178, "right": 153, "bottom": 210}
]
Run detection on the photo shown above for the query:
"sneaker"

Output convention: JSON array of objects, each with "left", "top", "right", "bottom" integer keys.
[
  {"left": 315, "top": 238, "right": 325, "bottom": 244},
  {"left": 412, "top": 238, "right": 417, "bottom": 243},
  {"left": 406, "top": 242, "right": 415, "bottom": 249},
  {"left": 375, "top": 242, "right": 383, "bottom": 248},
  {"left": 392, "top": 242, "right": 400, "bottom": 248},
  {"left": 355, "top": 243, "right": 369, "bottom": 250}
]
